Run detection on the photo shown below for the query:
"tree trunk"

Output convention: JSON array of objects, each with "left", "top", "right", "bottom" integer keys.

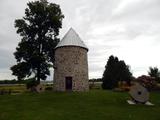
[
  {"left": 37, "top": 40, "right": 42, "bottom": 84},
  {"left": 37, "top": 65, "right": 40, "bottom": 84}
]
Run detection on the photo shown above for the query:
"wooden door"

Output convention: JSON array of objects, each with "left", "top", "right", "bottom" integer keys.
[{"left": 65, "top": 77, "right": 72, "bottom": 90}]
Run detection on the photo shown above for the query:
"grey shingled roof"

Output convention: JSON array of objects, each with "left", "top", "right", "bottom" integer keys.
[{"left": 55, "top": 28, "right": 88, "bottom": 50}]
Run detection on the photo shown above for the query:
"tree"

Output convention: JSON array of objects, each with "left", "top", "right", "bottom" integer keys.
[
  {"left": 117, "top": 60, "right": 132, "bottom": 85},
  {"left": 102, "top": 55, "right": 119, "bottom": 89},
  {"left": 148, "top": 67, "right": 160, "bottom": 83},
  {"left": 102, "top": 55, "right": 132, "bottom": 89},
  {"left": 11, "top": 0, "right": 64, "bottom": 84}
]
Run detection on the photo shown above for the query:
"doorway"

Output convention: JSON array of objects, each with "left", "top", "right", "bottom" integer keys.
[{"left": 65, "top": 77, "right": 72, "bottom": 90}]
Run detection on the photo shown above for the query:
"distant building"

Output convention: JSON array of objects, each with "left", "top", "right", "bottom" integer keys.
[{"left": 54, "top": 28, "right": 89, "bottom": 91}]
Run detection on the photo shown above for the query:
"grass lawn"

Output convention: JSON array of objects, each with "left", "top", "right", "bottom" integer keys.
[{"left": 0, "top": 90, "right": 160, "bottom": 120}]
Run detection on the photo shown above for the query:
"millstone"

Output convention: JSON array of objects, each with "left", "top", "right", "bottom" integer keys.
[{"left": 129, "top": 83, "right": 149, "bottom": 103}]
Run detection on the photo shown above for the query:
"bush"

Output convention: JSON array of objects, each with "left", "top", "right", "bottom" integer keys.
[
  {"left": 45, "top": 86, "right": 53, "bottom": 91},
  {"left": 26, "top": 78, "right": 39, "bottom": 89},
  {"left": 136, "top": 75, "right": 156, "bottom": 91}
]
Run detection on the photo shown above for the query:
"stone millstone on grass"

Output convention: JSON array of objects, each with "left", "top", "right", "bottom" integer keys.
[
  {"left": 35, "top": 84, "right": 45, "bottom": 93},
  {"left": 129, "top": 83, "right": 149, "bottom": 103},
  {"left": 30, "top": 84, "right": 45, "bottom": 93},
  {"left": 128, "top": 83, "right": 154, "bottom": 105}
]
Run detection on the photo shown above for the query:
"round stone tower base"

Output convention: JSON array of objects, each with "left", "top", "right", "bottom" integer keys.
[{"left": 54, "top": 46, "right": 89, "bottom": 92}]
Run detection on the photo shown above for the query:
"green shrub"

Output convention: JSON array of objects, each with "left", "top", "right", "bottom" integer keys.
[
  {"left": 26, "top": 78, "right": 39, "bottom": 89},
  {"left": 45, "top": 86, "right": 53, "bottom": 91}
]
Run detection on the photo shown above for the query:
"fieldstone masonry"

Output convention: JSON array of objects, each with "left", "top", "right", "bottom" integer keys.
[{"left": 54, "top": 46, "right": 89, "bottom": 91}]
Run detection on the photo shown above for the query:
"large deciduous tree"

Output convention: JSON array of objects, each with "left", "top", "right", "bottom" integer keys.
[
  {"left": 11, "top": 0, "right": 64, "bottom": 83},
  {"left": 102, "top": 55, "right": 132, "bottom": 89}
]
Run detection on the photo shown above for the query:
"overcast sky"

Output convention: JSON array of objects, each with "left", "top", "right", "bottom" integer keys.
[{"left": 0, "top": 0, "right": 160, "bottom": 80}]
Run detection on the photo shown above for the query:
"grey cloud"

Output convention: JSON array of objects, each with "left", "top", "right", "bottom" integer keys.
[
  {"left": 0, "top": 48, "right": 15, "bottom": 69},
  {"left": 112, "top": 0, "right": 160, "bottom": 20},
  {"left": 0, "top": 0, "right": 160, "bottom": 79}
]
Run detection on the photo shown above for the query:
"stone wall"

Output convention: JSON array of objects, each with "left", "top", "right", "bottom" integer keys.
[{"left": 54, "top": 46, "right": 89, "bottom": 91}]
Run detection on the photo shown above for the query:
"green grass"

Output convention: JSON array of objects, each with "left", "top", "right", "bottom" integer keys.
[{"left": 0, "top": 90, "right": 160, "bottom": 120}]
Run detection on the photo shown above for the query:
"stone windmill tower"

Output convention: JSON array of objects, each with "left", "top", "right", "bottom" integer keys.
[{"left": 54, "top": 28, "right": 89, "bottom": 91}]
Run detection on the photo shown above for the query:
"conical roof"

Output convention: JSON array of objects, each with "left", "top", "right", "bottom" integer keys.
[{"left": 55, "top": 28, "right": 88, "bottom": 50}]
